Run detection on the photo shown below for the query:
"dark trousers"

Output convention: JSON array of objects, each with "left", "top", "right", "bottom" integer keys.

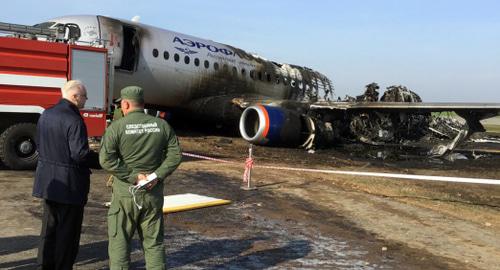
[{"left": 37, "top": 200, "right": 84, "bottom": 270}]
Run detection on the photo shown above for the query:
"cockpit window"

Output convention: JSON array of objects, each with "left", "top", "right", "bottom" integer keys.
[{"left": 32, "top": 22, "right": 56, "bottom": 28}]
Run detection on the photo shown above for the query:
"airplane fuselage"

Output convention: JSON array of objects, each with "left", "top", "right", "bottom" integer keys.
[
  {"left": 45, "top": 15, "right": 333, "bottom": 111},
  {"left": 38, "top": 15, "right": 499, "bottom": 150}
]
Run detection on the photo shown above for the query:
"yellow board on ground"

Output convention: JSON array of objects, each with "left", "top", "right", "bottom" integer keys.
[{"left": 163, "top": 193, "right": 231, "bottom": 214}]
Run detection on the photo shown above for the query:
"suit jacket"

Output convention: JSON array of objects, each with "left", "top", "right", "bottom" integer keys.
[{"left": 33, "top": 99, "right": 91, "bottom": 205}]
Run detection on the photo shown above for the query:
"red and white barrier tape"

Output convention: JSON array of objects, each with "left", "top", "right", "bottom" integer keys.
[
  {"left": 182, "top": 152, "right": 238, "bottom": 164},
  {"left": 181, "top": 152, "right": 500, "bottom": 185},
  {"left": 243, "top": 157, "right": 254, "bottom": 183}
]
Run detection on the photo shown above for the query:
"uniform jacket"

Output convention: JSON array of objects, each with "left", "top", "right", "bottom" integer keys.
[
  {"left": 33, "top": 99, "right": 91, "bottom": 205},
  {"left": 99, "top": 109, "right": 181, "bottom": 195}
]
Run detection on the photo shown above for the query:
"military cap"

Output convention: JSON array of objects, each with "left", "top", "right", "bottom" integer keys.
[{"left": 120, "top": 86, "right": 144, "bottom": 103}]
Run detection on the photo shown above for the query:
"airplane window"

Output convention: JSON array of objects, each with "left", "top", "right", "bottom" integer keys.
[
  {"left": 163, "top": 51, "right": 169, "bottom": 60},
  {"left": 275, "top": 75, "right": 280, "bottom": 84},
  {"left": 194, "top": 58, "right": 200, "bottom": 66},
  {"left": 283, "top": 77, "right": 288, "bottom": 83},
  {"left": 174, "top": 53, "right": 180, "bottom": 62},
  {"left": 152, "top": 49, "right": 159, "bottom": 58},
  {"left": 258, "top": 72, "right": 262, "bottom": 81},
  {"left": 214, "top": 63, "right": 219, "bottom": 70},
  {"left": 184, "top": 56, "right": 190, "bottom": 64},
  {"left": 204, "top": 60, "right": 209, "bottom": 69},
  {"left": 250, "top": 70, "right": 255, "bottom": 79},
  {"left": 232, "top": 66, "right": 237, "bottom": 76},
  {"left": 266, "top": 73, "right": 272, "bottom": 82},
  {"left": 241, "top": 68, "right": 246, "bottom": 77}
]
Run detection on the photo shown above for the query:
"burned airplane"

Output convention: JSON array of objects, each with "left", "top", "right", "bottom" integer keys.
[{"left": 3, "top": 15, "right": 500, "bottom": 160}]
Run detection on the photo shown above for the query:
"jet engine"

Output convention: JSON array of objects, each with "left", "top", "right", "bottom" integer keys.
[{"left": 239, "top": 105, "right": 315, "bottom": 147}]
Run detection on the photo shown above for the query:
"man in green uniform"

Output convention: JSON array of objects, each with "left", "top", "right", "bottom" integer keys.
[{"left": 99, "top": 86, "right": 182, "bottom": 270}]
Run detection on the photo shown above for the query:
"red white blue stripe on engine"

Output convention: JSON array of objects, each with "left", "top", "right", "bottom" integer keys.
[{"left": 258, "top": 105, "right": 286, "bottom": 144}]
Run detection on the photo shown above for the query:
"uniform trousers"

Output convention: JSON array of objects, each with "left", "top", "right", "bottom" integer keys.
[
  {"left": 108, "top": 188, "right": 165, "bottom": 270},
  {"left": 37, "top": 199, "right": 84, "bottom": 270}
]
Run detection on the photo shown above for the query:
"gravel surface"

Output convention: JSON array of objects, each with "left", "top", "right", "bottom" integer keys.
[{"left": 0, "top": 135, "right": 499, "bottom": 269}]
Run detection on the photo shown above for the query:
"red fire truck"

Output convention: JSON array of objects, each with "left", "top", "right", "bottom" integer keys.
[{"left": 0, "top": 22, "right": 110, "bottom": 169}]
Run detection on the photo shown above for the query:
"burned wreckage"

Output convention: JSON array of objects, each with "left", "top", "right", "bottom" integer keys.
[
  {"left": 4, "top": 15, "right": 497, "bottom": 162},
  {"left": 238, "top": 82, "right": 500, "bottom": 157}
]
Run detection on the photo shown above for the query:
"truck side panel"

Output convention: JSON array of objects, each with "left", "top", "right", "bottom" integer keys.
[
  {"left": 0, "top": 37, "right": 68, "bottom": 108},
  {"left": 0, "top": 37, "right": 108, "bottom": 137},
  {"left": 0, "top": 37, "right": 67, "bottom": 77},
  {"left": 0, "top": 29, "right": 108, "bottom": 170}
]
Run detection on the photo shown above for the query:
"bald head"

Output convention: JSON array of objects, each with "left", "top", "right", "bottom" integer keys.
[{"left": 61, "top": 80, "right": 87, "bottom": 109}]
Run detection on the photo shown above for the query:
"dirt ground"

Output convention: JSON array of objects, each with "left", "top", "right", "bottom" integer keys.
[{"left": 0, "top": 134, "right": 499, "bottom": 269}]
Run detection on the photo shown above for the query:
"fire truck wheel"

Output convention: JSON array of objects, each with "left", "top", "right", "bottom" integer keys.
[{"left": 0, "top": 123, "right": 38, "bottom": 170}]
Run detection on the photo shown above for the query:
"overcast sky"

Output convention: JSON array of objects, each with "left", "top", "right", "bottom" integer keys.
[{"left": 2, "top": 0, "right": 499, "bottom": 102}]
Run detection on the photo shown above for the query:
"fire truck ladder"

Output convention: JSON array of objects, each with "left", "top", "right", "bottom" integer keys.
[{"left": 0, "top": 21, "right": 81, "bottom": 41}]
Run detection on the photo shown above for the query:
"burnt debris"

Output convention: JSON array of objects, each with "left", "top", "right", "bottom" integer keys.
[{"left": 307, "top": 83, "right": 498, "bottom": 159}]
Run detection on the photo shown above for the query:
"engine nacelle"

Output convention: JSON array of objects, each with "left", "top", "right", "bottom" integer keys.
[{"left": 239, "top": 105, "right": 314, "bottom": 147}]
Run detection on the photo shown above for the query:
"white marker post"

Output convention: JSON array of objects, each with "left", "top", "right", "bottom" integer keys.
[{"left": 242, "top": 144, "right": 256, "bottom": 190}]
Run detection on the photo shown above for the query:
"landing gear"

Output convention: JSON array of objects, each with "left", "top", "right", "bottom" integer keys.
[{"left": 0, "top": 123, "right": 38, "bottom": 170}]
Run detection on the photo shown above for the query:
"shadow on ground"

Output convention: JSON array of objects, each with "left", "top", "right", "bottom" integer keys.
[{"left": 0, "top": 235, "right": 311, "bottom": 269}]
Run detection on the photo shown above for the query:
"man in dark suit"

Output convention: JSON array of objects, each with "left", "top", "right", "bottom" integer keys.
[{"left": 33, "top": 80, "right": 91, "bottom": 270}]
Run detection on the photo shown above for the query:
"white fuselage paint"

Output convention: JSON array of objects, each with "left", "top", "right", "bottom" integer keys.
[{"left": 47, "top": 15, "right": 301, "bottom": 108}]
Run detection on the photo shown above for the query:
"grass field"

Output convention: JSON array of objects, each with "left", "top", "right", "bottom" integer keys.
[
  {"left": 482, "top": 116, "right": 500, "bottom": 133},
  {"left": 484, "top": 124, "right": 500, "bottom": 133}
]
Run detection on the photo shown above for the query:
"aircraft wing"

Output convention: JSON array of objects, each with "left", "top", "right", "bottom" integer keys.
[
  {"left": 311, "top": 101, "right": 500, "bottom": 113},
  {"left": 309, "top": 101, "right": 500, "bottom": 138},
  {"left": 310, "top": 101, "right": 500, "bottom": 122},
  {"left": 231, "top": 97, "right": 308, "bottom": 109},
  {"left": 235, "top": 97, "right": 500, "bottom": 149}
]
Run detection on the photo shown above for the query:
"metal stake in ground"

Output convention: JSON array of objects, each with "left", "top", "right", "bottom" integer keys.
[{"left": 242, "top": 144, "right": 256, "bottom": 190}]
